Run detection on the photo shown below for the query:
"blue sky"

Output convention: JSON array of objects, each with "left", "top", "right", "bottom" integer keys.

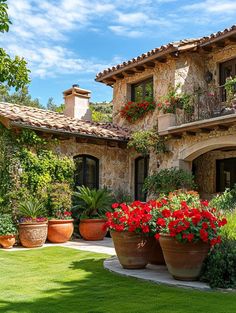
[{"left": 1, "top": 0, "right": 236, "bottom": 106}]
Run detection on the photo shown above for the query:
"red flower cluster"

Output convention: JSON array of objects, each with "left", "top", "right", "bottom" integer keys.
[
  {"left": 155, "top": 200, "right": 227, "bottom": 246},
  {"left": 55, "top": 210, "right": 72, "bottom": 220},
  {"left": 120, "top": 100, "right": 156, "bottom": 123},
  {"left": 105, "top": 201, "right": 158, "bottom": 234}
]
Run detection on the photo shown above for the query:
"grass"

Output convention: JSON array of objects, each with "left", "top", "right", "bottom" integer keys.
[{"left": 0, "top": 247, "right": 235, "bottom": 313}]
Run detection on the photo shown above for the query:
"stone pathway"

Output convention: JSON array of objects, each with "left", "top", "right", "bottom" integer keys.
[{"left": 3, "top": 238, "right": 210, "bottom": 290}]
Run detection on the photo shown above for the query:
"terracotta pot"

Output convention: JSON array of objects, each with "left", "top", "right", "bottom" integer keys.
[
  {"left": 159, "top": 234, "right": 209, "bottom": 281},
  {"left": 79, "top": 219, "right": 107, "bottom": 241},
  {"left": 19, "top": 221, "right": 48, "bottom": 248},
  {"left": 146, "top": 236, "right": 165, "bottom": 265},
  {"left": 111, "top": 231, "right": 149, "bottom": 269},
  {"left": 47, "top": 219, "right": 74, "bottom": 243},
  {"left": 0, "top": 235, "right": 16, "bottom": 249}
]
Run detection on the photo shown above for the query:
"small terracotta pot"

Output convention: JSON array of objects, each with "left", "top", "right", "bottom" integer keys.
[
  {"left": 0, "top": 235, "right": 16, "bottom": 249},
  {"left": 111, "top": 231, "right": 149, "bottom": 269},
  {"left": 47, "top": 219, "right": 74, "bottom": 243},
  {"left": 146, "top": 236, "right": 165, "bottom": 265},
  {"left": 159, "top": 234, "right": 209, "bottom": 281},
  {"left": 19, "top": 221, "right": 48, "bottom": 248},
  {"left": 79, "top": 219, "right": 107, "bottom": 241}
]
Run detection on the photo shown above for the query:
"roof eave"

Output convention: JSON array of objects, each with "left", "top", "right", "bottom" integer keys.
[{"left": 10, "top": 121, "right": 129, "bottom": 142}]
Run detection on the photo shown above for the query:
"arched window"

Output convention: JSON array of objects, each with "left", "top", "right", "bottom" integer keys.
[
  {"left": 135, "top": 156, "right": 149, "bottom": 201},
  {"left": 74, "top": 155, "right": 99, "bottom": 189}
]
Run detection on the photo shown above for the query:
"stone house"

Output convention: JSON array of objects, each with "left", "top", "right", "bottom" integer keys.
[{"left": 1, "top": 25, "right": 236, "bottom": 200}]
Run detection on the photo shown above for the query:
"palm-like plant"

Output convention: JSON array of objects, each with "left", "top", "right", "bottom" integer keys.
[
  {"left": 73, "top": 186, "right": 112, "bottom": 218},
  {"left": 18, "top": 198, "right": 47, "bottom": 219}
]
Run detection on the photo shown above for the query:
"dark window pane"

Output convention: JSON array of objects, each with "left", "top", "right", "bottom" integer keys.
[
  {"left": 216, "top": 158, "right": 236, "bottom": 192},
  {"left": 131, "top": 78, "right": 153, "bottom": 102},
  {"left": 74, "top": 155, "right": 99, "bottom": 189},
  {"left": 135, "top": 156, "right": 149, "bottom": 201}
]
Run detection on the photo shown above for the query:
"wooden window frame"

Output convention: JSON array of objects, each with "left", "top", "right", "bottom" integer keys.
[
  {"left": 131, "top": 77, "right": 153, "bottom": 102},
  {"left": 74, "top": 154, "right": 99, "bottom": 189}
]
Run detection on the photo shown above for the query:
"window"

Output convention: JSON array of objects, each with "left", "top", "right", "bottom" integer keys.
[
  {"left": 74, "top": 155, "right": 99, "bottom": 189},
  {"left": 135, "top": 156, "right": 149, "bottom": 201},
  {"left": 131, "top": 78, "right": 153, "bottom": 102},
  {"left": 216, "top": 158, "right": 236, "bottom": 192},
  {"left": 220, "top": 57, "right": 236, "bottom": 101}
]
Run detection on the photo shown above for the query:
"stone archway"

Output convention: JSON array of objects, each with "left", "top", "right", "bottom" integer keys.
[{"left": 179, "top": 134, "right": 236, "bottom": 163}]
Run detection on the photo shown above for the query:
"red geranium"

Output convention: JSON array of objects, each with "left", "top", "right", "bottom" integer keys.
[{"left": 120, "top": 100, "right": 156, "bottom": 123}]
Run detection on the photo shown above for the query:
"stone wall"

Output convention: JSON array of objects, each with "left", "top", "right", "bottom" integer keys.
[
  {"left": 193, "top": 149, "right": 236, "bottom": 195},
  {"left": 54, "top": 138, "right": 130, "bottom": 193}
]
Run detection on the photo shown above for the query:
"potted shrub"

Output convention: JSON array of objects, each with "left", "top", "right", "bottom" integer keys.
[
  {"left": 74, "top": 186, "right": 112, "bottom": 241},
  {"left": 18, "top": 198, "right": 48, "bottom": 248},
  {"left": 0, "top": 214, "right": 17, "bottom": 249},
  {"left": 47, "top": 183, "right": 74, "bottom": 243},
  {"left": 154, "top": 192, "right": 227, "bottom": 281},
  {"left": 105, "top": 200, "right": 163, "bottom": 269}
]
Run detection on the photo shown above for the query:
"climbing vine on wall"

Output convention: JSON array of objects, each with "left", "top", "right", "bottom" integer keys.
[{"left": 0, "top": 125, "right": 75, "bottom": 215}]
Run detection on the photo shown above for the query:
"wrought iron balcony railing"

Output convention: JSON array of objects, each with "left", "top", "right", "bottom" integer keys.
[{"left": 175, "top": 85, "right": 236, "bottom": 126}]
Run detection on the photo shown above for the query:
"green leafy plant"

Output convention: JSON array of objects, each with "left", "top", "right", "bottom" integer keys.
[
  {"left": 210, "top": 186, "right": 236, "bottom": 212},
  {"left": 143, "top": 167, "right": 196, "bottom": 197},
  {"left": 73, "top": 186, "right": 112, "bottom": 219},
  {"left": 224, "top": 77, "right": 236, "bottom": 104},
  {"left": 220, "top": 210, "right": 236, "bottom": 240},
  {"left": 128, "top": 130, "right": 168, "bottom": 155},
  {"left": 48, "top": 183, "right": 72, "bottom": 219},
  {"left": 157, "top": 85, "right": 192, "bottom": 114},
  {"left": 17, "top": 198, "right": 47, "bottom": 222},
  {"left": 0, "top": 213, "right": 17, "bottom": 235},
  {"left": 111, "top": 187, "right": 133, "bottom": 204},
  {"left": 200, "top": 238, "right": 236, "bottom": 289}
]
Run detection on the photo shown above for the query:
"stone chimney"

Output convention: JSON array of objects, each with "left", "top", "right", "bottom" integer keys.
[{"left": 63, "top": 84, "right": 92, "bottom": 121}]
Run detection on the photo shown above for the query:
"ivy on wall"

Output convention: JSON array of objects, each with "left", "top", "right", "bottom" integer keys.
[{"left": 0, "top": 125, "right": 75, "bottom": 215}]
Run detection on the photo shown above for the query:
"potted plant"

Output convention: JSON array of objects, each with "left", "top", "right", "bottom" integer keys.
[
  {"left": 47, "top": 183, "right": 74, "bottom": 243},
  {"left": 74, "top": 186, "right": 112, "bottom": 241},
  {"left": 120, "top": 100, "right": 156, "bottom": 123},
  {"left": 18, "top": 198, "right": 48, "bottom": 248},
  {"left": 0, "top": 214, "right": 17, "bottom": 249},
  {"left": 154, "top": 193, "right": 227, "bottom": 281},
  {"left": 105, "top": 200, "right": 162, "bottom": 269}
]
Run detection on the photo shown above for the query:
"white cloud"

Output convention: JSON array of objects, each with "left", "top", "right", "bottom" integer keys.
[
  {"left": 109, "top": 25, "right": 143, "bottom": 38},
  {"left": 183, "top": 0, "right": 236, "bottom": 13}
]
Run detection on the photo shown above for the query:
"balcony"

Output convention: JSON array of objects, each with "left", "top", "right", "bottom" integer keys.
[{"left": 158, "top": 85, "right": 236, "bottom": 137}]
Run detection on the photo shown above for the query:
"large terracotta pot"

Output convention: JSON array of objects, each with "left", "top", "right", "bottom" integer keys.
[
  {"left": 19, "top": 221, "right": 48, "bottom": 248},
  {"left": 146, "top": 236, "right": 165, "bottom": 265},
  {"left": 111, "top": 231, "right": 149, "bottom": 269},
  {"left": 79, "top": 218, "right": 107, "bottom": 241},
  {"left": 0, "top": 235, "right": 16, "bottom": 249},
  {"left": 47, "top": 219, "right": 74, "bottom": 243},
  {"left": 159, "top": 234, "right": 209, "bottom": 281}
]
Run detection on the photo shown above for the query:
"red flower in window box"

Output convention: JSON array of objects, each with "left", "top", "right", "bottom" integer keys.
[{"left": 120, "top": 100, "right": 156, "bottom": 123}]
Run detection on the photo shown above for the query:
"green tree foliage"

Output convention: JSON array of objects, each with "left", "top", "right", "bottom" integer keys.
[
  {"left": 47, "top": 97, "right": 65, "bottom": 113},
  {"left": 0, "top": 85, "right": 42, "bottom": 107},
  {"left": 0, "top": 0, "right": 30, "bottom": 90},
  {"left": 90, "top": 101, "right": 113, "bottom": 123}
]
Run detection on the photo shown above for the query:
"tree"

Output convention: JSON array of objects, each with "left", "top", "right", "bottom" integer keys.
[
  {"left": 0, "top": 85, "right": 42, "bottom": 108},
  {"left": 47, "top": 97, "right": 65, "bottom": 113},
  {"left": 0, "top": 0, "right": 30, "bottom": 91},
  {"left": 90, "top": 101, "right": 113, "bottom": 122}
]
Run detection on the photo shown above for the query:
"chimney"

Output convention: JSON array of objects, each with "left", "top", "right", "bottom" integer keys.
[{"left": 63, "top": 84, "right": 92, "bottom": 121}]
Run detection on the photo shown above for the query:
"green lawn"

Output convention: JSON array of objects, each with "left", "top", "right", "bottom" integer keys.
[{"left": 0, "top": 247, "right": 235, "bottom": 313}]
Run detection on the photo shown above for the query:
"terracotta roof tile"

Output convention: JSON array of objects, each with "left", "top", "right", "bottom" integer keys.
[
  {"left": 96, "top": 25, "right": 236, "bottom": 81},
  {"left": 0, "top": 102, "right": 130, "bottom": 141}
]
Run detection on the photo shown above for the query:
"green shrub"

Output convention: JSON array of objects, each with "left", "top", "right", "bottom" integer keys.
[
  {"left": 48, "top": 182, "right": 72, "bottom": 219},
  {"left": 111, "top": 187, "right": 133, "bottom": 204},
  {"left": 210, "top": 186, "right": 236, "bottom": 212},
  {"left": 220, "top": 211, "right": 236, "bottom": 240},
  {"left": 143, "top": 167, "right": 196, "bottom": 196},
  {"left": 0, "top": 214, "right": 17, "bottom": 235},
  {"left": 200, "top": 239, "right": 236, "bottom": 289}
]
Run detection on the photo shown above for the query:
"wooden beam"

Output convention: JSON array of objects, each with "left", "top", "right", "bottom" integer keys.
[
  {"left": 183, "top": 131, "right": 197, "bottom": 136},
  {"left": 214, "top": 125, "right": 229, "bottom": 131},
  {"left": 135, "top": 65, "right": 145, "bottom": 71},
  {"left": 201, "top": 45, "right": 213, "bottom": 52},
  {"left": 0, "top": 116, "right": 10, "bottom": 129},
  {"left": 143, "top": 61, "right": 155, "bottom": 68},
  {"left": 199, "top": 127, "right": 211, "bottom": 133},
  {"left": 215, "top": 40, "right": 226, "bottom": 48},
  {"left": 169, "top": 51, "right": 179, "bottom": 59},
  {"left": 113, "top": 73, "right": 124, "bottom": 79},
  {"left": 155, "top": 57, "right": 167, "bottom": 63},
  {"left": 228, "top": 36, "right": 236, "bottom": 43}
]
